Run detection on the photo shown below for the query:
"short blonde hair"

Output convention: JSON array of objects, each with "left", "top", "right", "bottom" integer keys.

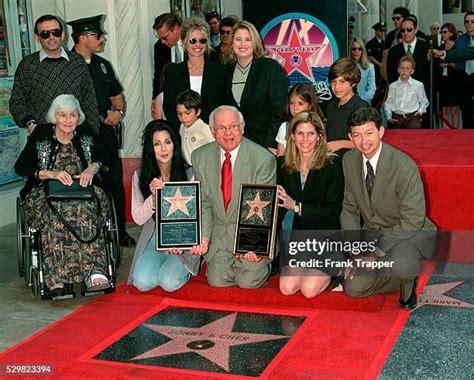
[
  {"left": 283, "top": 111, "right": 334, "bottom": 172},
  {"left": 46, "top": 94, "right": 85, "bottom": 125},
  {"left": 181, "top": 16, "right": 211, "bottom": 55},
  {"left": 349, "top": 37, "right": 371, "bottom": 70},
  {"left": 228, "top": 20, "right": 264, "bottom": 63}
]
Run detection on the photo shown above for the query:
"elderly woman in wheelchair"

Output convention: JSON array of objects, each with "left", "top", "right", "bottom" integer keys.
[{"left": 15, "top": 94, "right": 115, "bottom": 300}]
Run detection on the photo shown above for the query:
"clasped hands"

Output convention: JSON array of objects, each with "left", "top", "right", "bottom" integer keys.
[{"left": 53, "top": 164, "right": 98, "bottom": 187}]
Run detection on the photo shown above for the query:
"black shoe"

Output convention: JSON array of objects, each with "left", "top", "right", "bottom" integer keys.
[
  {"left": 120, "top": 232, "right": 136, "bottom": 247},
  {"left": 398, "top": 277, "right": 418, "bottom": 310}
]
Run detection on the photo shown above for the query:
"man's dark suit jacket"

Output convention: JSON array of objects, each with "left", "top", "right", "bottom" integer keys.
[
  {"left": 223, "top": 57, "right": 288, "bottom": 149},
  {"left": 444, "top": 47, "right": 474, "bottom": 63},
  {"left": 163, "top": 59, "right": 225, "bottom": 134},
  {"left": 277, "top": 156, "right": 344, "bottom": 230},
  {"left": 386, "top": 39, "right": 430, "bottom": 91},
  {"left": 152, "top": 40, "right": 171, "bottom": 98}
]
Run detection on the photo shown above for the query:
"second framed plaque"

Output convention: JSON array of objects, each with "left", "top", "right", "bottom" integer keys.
[
  {"left": 156, "top": 181, "right": 201, "bottom": 250},
  {"left": 233, "top": 184, "right": 278, "bottom": 259}
]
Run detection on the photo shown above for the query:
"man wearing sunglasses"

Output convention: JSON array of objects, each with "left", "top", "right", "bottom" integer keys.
[
  {"left": 9, "top": 14, "right": 100, "bottom": 135},
  {"left": 214, "top": 16, "right": 237, "bottom": 63},
  {"left": 151, "top": 13, "right": 183, "bottom": 120},
  {"left": 67, "top": 15, "right": 135, "bottom": 248},
  {"left": 453, "top": 11, "right": 474, "bottom": 129}
]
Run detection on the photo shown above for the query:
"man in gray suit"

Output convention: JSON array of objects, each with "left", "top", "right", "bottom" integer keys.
[
  {"left": 340, "top": 107, "right": 436, "bottom": 309},
  {"left": 191, "top": 106, "right": 276, "bottom": 288}
]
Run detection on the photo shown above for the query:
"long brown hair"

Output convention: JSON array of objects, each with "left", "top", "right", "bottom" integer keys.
[{"left": 283, "top": 111, "right": 335, "bottom": 172}]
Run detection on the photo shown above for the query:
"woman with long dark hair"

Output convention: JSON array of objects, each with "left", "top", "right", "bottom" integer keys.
[{"left": 128, "top": 120, "right": 200, "bottom": 292}]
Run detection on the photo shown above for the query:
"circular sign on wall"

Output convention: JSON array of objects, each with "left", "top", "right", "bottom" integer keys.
[{"left": 261, "top": 12, "right": 339, "bottom": 101}]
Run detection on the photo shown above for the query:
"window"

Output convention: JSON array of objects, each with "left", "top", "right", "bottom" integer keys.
[{"left": 170, "top": 0, "right": 223, "bottom": 20}]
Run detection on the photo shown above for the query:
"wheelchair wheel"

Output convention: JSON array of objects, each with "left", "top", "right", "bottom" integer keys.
[
  {"left": 31, "top": 268, "right": 40, "bottom": 297},
  {"left": 16, "top": 197, "right": 25, "bottom": 277},
  {"left": 108, "top": 194, "right": 121, "bottom": 270}
]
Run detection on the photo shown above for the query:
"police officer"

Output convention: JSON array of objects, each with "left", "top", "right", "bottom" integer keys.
[
  {"left": 366, "top": 21, "right": 386, "bottom": 82},
  {"left": 67, "top": 15, "right": 135, "bottom": 247}
]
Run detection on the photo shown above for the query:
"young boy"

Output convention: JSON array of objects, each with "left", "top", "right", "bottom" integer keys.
[
  {"left": 384, "top": 55, "right": 429, "bottom": 129},
  {"left": 176, "top": 90, "right": 214, "bottom": 175},
  {"left": 326, "top": 58, "right": 370, "bottom": 156}
]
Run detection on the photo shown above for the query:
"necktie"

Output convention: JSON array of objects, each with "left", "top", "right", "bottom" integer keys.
[
  {"left": 174, "top": 45, "right": 182, "bottom": 63},
  {"left": 366, "top": 161, "right": 375, "bottom": 198},
  {"left": 221, "top": 152, "right": 232, "bottom": 212},
  {"left": 407, "top": 44, "right": 412, "bottom": 55}
]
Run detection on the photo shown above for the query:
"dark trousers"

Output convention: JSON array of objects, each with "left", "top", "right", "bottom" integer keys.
[
  {"left": 390, "top": 112, "right": 422, "bottom": 129},
  {"left": 99, "top": 124, "right": 127, "bottom": 238},
  {"left": 461, "top": 73, "right": 474, "bottom": 129}
]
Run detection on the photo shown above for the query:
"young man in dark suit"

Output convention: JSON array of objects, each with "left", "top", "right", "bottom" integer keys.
[{"left": 341, "top": 107, "right": 436, "bottom": 309}]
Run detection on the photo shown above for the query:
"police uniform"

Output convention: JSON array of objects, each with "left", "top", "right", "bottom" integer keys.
[
  {"left": 68, "top": 15, "right": 135, "bottom": 247},
  {"left": 366, "top": 22, "right": 386, "bottom": 82}
]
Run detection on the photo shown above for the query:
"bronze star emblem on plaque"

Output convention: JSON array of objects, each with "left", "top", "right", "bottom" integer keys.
[
  {"left": 244, "top": 192, "right": 271, "bottom": 222},
  {"left": 163, "top": 187, "right": 194, "bottom": 217}
]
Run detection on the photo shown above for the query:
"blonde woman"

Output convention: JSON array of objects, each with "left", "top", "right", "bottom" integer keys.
[
  {"left": 277, "top": 111, "right": 344, "bottom": 298},
  {"left": 223, "top": 20, "right": 287, "bottom": 154},
  {"left": 349, "top": 37, "right": 376, "bottom": 103},
  {"left": 163, "top": 16, "right": 224, "bottom": 133}
]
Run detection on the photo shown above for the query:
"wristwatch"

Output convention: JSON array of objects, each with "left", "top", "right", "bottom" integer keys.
[
  {"left": 116, "top": 109, "right": 124, "bottom": 117},
  {"left": 294, "top": 202, "right": 302, "bottom": 217},
  {"left": 26, "top": 119, "right": 37, "bottom": 128}
]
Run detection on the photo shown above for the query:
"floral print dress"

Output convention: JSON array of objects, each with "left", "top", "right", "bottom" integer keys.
[{"left": 24, "top": 142, "right": 110, "bottom": 288}]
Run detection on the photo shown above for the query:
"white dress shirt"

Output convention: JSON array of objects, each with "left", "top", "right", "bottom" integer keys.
[
  {"left": 220, "top": 144, "right": 241, "bottom": 173},
  {"left": 383, "top": 77, "right": 429, "bottom": 119}
]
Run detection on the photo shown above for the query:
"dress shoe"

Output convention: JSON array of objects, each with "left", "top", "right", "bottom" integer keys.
[
  {"left": 398, "top": 277, "right": 418, "bottom": 310},
  {"left": 120, "top": 232, "right": 136, "bottom": 247}
]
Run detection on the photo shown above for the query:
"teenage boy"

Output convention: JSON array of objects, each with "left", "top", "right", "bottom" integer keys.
[
  {"left": 326, "top": 58, "right": 370, "bottom": 156},
  {"left": 176, "top": 90, "right": 214, "bottom": 173},
  {"left": 384, "top": 55, "right": 428, "bottom": 129}
]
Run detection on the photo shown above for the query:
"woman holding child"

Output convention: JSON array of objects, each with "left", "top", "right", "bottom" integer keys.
[
  {"left": 128, "top": 120, "right": 200, "bottom": 292},
  {"left": 277, "top": 111, "right": 344, "bottom": 298}
]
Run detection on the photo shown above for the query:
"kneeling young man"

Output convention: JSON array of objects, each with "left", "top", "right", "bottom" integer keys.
[
  {"left": 340, "top": 106, "right": 436, "bottom": 309},
  {"left": 190, "top": 106, "right": 276, "bottom": 288}
]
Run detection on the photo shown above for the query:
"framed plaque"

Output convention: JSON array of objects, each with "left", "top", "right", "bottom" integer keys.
[
  {"left": 156, "top": 181, "right": 201, "bottom": 250},
  {"left": 233, "top": 184, "right": 278, "bottom": 259}
]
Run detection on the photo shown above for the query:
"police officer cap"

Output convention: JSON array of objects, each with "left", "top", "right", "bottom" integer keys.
[
  {"left": 372, "top": 21, "right": 386, "bottom": 31},
  {"left": 67, "top": 15, "right": 105, "bottom": 34}
]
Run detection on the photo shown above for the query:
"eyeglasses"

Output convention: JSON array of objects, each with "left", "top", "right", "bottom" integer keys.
[
  {"left": 441, "top": 30, "right": 449, "bottom": 34},
  {"left": 155, "top": 29, "right": 171, "bottom": 41},
  {"left": 38, "top": 28, "right": 62, "bottom": 40},
  {"left": 400, "top": 27, "right": 414, "bottom": 33},
  {"left": 465, "top": 19, "right": 474, "bottom": 24},
  {"left": 392, "top": 16, "right": 402, "bottom": 21},
  {"left": 220, "top": 30, "right": 231, "bottom": 36},
  {"left": 351, "top": 47, "right": 363, "bottom": 51},
  {"left": 431, "top": 27, "right": 440, "bottom": 30},
  {"left": 82, "top": 32, "right": 103, "bottom": 39},
  {"left": 189, "top": 38, "right": 207, "bottom": 45},
  {"left": 214, "top": 124, "right": 241, "bottom": 133}
]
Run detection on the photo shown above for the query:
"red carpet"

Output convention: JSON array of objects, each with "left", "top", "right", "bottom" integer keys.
[{"left": 0, "top": 267, "right": 436, "bottom": 379}]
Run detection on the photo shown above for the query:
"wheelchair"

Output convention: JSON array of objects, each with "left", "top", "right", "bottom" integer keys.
[{"left": 16, "top": 191, "right": 121, "bottom": 300}]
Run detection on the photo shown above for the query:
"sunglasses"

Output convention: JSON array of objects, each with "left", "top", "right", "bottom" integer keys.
[
  {"left": 400, "top": 27, "right": 414, "bottom": 33},
  {"left": 38, "top": 28, "right": 62, "bottom": 40},
  {"left": 220, "top": 30, "right": 231, "bottom": 36},
  {"left": 82, "top": 32, "right": 103, "bottom": 39},
  {"left": 432, "top": 27, "right": 440, "bottom": 30},
  {"left": 465, "top": 19, "right": 474, "bottom": 24},
  {"left": 392, "top": 16, "right": 402, "bottom": 21},
  {"left": 189, "top": 38, "right": 207, "bottom": 45},
  {"left": 351, "top": 47, "right": 363, "bottom": 51},
  {"left": 441, "top": 30, "right": 449, "bottom": 34}
]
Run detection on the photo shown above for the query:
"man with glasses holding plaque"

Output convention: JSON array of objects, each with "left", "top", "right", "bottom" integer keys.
[
  {"left": 67, "top": 15, "right": 135, "bottom": 247},
  {"left": 191, "top": 106, "right": 276, "bottom": 289},
  {"left": 10, "top": 14, "right": 100, "bottom": 135}
]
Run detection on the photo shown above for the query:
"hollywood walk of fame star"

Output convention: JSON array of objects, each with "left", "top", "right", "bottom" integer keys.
[
  {"left": 244, "top": 192, "right": 271, "bottom": 222},
  {"left": 131, "top": 312, "right": 288, "bottom": 372},
  {"left": 413, "top": 281, "right": 474, "bottom": 312},
  {"left": 267, "top": 22, "right": 324, "bottom": 81},
  {"left": 163, "top": 187, "right": 194, "bottom": 217}
]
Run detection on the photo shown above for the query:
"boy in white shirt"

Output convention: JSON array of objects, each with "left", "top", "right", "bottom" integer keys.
[
  {"left": 176, "top": 90, "right": 214, "bottom": 178},
  {"left": 384, "top": 55, "right": 429, "bottom": 128}
]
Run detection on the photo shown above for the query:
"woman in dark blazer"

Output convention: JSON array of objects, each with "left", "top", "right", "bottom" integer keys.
[
  {"left": 163, "top": 16, "right": 224, "bottom": 134},
  {"left": 277, "top": 111, "right": 344, "bottom": 298},
  {"left": 223, "top": 20, "right": 287, "bottom": 153}
]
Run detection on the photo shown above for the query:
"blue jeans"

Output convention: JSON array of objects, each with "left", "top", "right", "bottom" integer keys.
[{"left": 131, "top": 235, "right": 191, "bottom": 292}]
